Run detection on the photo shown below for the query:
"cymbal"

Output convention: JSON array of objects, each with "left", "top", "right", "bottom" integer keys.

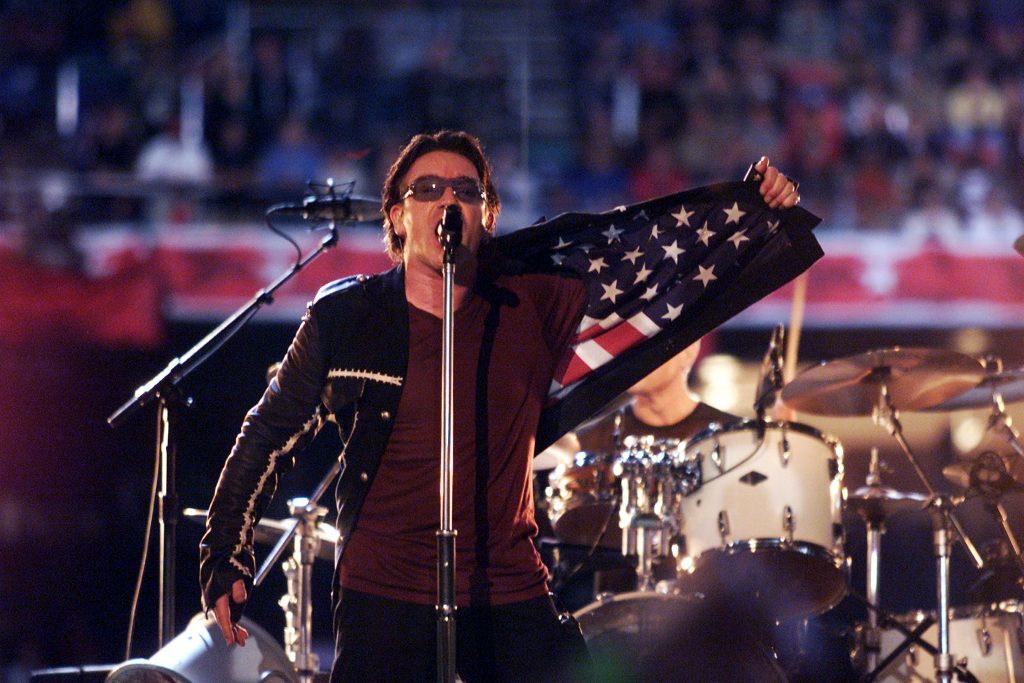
[
  {"left": 781, "top": 347, "right": 984, "bottom": 416},
  {"left": 944, "top": 455, "right": 1024, "bottom": 493},
  {"left": 183, "top": 508, "right": 338, "bottom": 562},
  {"left": 925, "top": 368, "right": 1024, "bottom": 411},
  {"left": 847, "top": 485, "right": 927, "bottom": 522}
]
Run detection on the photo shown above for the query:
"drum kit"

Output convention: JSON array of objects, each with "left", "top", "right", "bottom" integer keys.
[{"left": 542, "top": 344, "right": 1024, "bottom": 682}]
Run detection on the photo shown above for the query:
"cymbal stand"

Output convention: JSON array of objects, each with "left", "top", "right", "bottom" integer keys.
[
  {"left": 278, "top": 498, "right": 326, "bottom": 683},
  {"left": 861, "top": 449, "right": 886, "bottom": 674},
  {"left": 982, "top": 394, "right": 1024, "bottom": 580},
  {"left": 871, "top": 379, "right": 983, "bottom": 683}
]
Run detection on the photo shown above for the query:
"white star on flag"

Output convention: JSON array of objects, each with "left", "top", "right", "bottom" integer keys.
[
  {"left": 623, "top": 247, "right": 643, "bottom": 264},
  {"left": 662, "top": 302, "right": 684, "bottom": 321},
  {"left": 602, "top": 224, "right": 623, "bottom": 243},
  {"left": 587, "top": 256, "right": 608, "bottom": 273},
  {"left": 633, "top": 263, "right": 652, "bottom": 283},
  {"left": 635, "top": 209, "right": 649, "bottom": 222},
  {"left": 727, "top": 229, "right": 749, "bottom": 248},
  {"left": 600, "top": 280, "right": 624, "bottom": 303},
  {"left": 650, "top": 224, "right": 661, "bottom": 240},
  {"left": 662, "top": 240, "right": 685, "bottom": 263},
  {"left": 696, "top": 221, "right": 714, "bottom": 245},
  {"left": 693, "top": 264, "right": 717, "bottom": 287},
  {"left": 640, "top": 284, "right": 659, "bottom": 301},
  {"left": 671, "top": 206, "right": 694, "bottom": 227},
  {"left": 551, "top": 253, "right": 566, "bottom": 265},
  {"left": 554, "top": 237, "right": 571, "bottom": 250},
  {"left": 767, "top": 219, "right": 780, "bottom": 233},
  {"left": 723, "top": 202, "right": 746, "bottom": 224}
]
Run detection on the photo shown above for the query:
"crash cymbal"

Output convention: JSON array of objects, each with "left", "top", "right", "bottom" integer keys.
[
  {"left": 847, "top": 485, "right": 927, "bottom": 522},
  {"left": 183, "top": 508, "right": 338, "bottom": 562},
  {"left": 925, "top": 367, "right": 1024, "bottom": 411},
  {"left": 781, "top": 347, "right": 984, "bottom": 416}
]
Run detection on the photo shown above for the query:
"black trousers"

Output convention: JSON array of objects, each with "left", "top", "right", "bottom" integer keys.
[{"left": 330, "top": 588, "right": 591, "bottom": 682}]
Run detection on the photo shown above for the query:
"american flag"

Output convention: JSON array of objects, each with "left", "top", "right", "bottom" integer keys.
[{"left": 493, "top": 181, "right": 823, "bottom": 451}]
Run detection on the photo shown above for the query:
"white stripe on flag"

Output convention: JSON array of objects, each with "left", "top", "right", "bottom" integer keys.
[
  {"left": 573, "top": 338, "right": 615, "bottom": 370},
  {"left": 598, "top": 311, "right": 623, "bottom": 330},
  {"left": 626, "top": 311, "right": 660, "bottom": 337}
]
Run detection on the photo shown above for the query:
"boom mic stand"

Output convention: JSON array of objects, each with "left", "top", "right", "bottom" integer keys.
[{"left": 107, "top": 184, "right": 360, "bottom": 648}]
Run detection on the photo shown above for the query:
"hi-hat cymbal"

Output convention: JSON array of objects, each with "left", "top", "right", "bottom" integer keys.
[
  {"left": 847, "top": 485, "right": 928, "bottom": 522},
  {"left": 183, "top": 508, "right": 338, "bottom": 562},
  {"left": 781, "top": 347, "right": 984, "bottom": 416},
  {"left": 925, "top": 368, "right": 1024, "bottom": 411},
  {"left": 944, "top": 453, "right": 1024, "bottom": 493}
]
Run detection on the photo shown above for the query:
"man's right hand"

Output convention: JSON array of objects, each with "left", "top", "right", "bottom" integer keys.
[{"left": 213, "top": 578, "right": 250, "bottom": 646}]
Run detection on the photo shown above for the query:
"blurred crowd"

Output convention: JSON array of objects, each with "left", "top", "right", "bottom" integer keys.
[
  {"left": 4, "top": 1, "right": 1024, "bottom": 679},
  {"left": 3, "top": 0, "right": 1024, "bottom": 251}
]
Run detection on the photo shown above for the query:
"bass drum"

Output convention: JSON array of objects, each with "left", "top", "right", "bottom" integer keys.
[
  {"left": 574, "top": 590, "right": 787, "bottom": 681},
  {"left": 875, "top": 602, "right": 1024, "bottom": 682},
  {"left": 677, "top": 419, "right": 846, "bottom": 619}
]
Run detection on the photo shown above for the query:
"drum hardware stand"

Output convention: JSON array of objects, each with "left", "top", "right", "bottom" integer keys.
[
  {"left": 254, "top": 454, "right": 343, "bottom": 678},
  {"left": 976, "top": 392, "right": 1024, "bottom": 582},
  {"left": 277, "top": 498, "right": 326, "bottom": 683},
  {"left": 862, "top": 448, "right": 886, "bottom": 674},
  {"left": 436, "top": 205, "right": 462, "bottom": 683},
  {"left": 107, "top": 188, "right": 355, "bottom": 648},
  {"left": 871, "top": 378, "right": 985, "bottom": 683}
]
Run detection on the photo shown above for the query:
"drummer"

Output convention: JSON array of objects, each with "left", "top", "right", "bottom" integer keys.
[{"left": 576, "top": 338, "right": 733, "bottom": 456}]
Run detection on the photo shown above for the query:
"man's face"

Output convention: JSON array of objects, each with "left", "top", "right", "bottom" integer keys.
[
  {"left": 388, "top": 150, "right": 493, "bottom": 273},
  {"left": 628, "top": 340, "right": 701, "bottom": 397}
]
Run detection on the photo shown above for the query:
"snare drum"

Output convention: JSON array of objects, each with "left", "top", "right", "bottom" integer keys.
[
  {"left": 676, "top": 419, "right": 846, "bottom": 618},
  {"left": 875, "top": 602, "right": 1024, "bottom": 682}
]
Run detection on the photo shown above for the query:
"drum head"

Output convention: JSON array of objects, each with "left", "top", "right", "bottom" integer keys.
[
  {"left": 680, "top": 547, "right": 847, "bottom": 619},
  {"left": 576, "top": 592, "right": 786, "bottom": 681}
]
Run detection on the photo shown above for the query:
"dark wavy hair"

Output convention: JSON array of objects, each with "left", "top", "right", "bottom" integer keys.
[{"left": 381, "top": 130, "right": 501, "bottom": 263}]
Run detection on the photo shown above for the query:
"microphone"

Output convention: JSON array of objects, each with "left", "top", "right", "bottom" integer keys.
[
  {"left": 754, "top": 324, "right": 785, "bottom": 418},
  {"left": 437, "top": 204, "right": 463, "bottom": 252},
  {"left": 269, "top": 195, "right": 380, "bottom": 222}
]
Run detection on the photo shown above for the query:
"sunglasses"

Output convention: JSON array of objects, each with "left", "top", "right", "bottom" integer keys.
[{"left": 401, "top": 176, "right": 486, "bottom": 203}]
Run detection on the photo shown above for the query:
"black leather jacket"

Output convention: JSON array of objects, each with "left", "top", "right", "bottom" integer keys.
[{"left": 199, "top": 265, "right": 411, "bottom": 613}]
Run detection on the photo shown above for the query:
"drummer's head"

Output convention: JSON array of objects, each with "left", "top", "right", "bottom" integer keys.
[{"left": 628, "top": 339, "right": 701, "bottom": 396}]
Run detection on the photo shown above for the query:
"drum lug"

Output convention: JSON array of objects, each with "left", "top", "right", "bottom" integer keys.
[
  {"left": 711, "top": 438, "right": 723, "bottom": 473},
  {"left": 783, "top": 505, "right": 794, "bottom": 544},
  {"left": 718, "top": 510, "right": 730, "bottom": 545},
  {"left": 779, "top": 426, "right": 790, "bottom": 467},
  {"left": 978, "top": 623, "right": 992, "bottom": 656}
]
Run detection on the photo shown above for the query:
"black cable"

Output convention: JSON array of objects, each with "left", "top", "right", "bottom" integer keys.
[{"left": 125, "top": 430, "right": 162, "bottom": 660}]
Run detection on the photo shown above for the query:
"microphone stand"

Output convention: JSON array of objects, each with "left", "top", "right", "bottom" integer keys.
[
  {"left": 107, "top": 213, "right": 343, "bottom": 647},
  {"left": 437, "top": 208, "right": 460, "bottom": 683}
]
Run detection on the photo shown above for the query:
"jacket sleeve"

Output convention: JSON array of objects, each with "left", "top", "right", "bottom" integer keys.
[{"left": 198, "top": 302, "right": 331, "bottom": 615}]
